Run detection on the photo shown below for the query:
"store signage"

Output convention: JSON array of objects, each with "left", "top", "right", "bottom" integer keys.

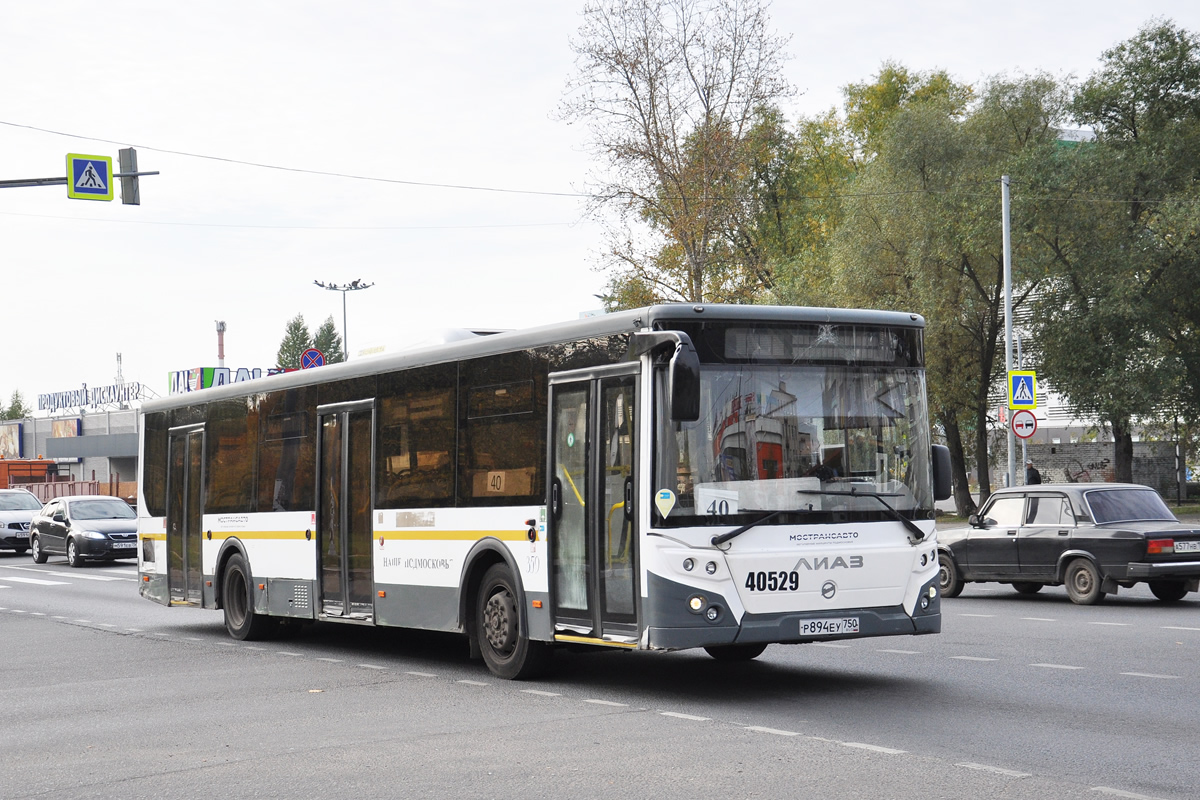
[{"left": 38, "top": 382, "right": 143, "bottom": 413}]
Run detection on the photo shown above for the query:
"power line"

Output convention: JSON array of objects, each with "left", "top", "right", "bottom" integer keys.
[
  {"left": 0, "top": 209, "right": 591, "bottom": 231},
  {"left": 0, "top": 119, "right": 591, "bottom": 198}
]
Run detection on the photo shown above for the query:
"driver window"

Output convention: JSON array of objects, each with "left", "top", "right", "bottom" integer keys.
[{"left": 984, "top": 496, "right": 1024, "bottom": 527}]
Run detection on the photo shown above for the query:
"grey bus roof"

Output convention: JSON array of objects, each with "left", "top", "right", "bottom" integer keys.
[{"left": 141, "top": 304, "right": 925, "bottom": 415}]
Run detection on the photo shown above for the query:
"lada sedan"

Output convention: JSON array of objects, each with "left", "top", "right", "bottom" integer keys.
[
  {"left": 0, "top": 488, "right": 43, "bottom": 555},
  {"left": 29, "top": 495, "right": 138, "bottom": 567},
  {"left": 938, "top": 483, "right": 1200, "bottom": 604}
]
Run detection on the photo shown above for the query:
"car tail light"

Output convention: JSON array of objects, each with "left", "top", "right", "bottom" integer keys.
[{"left": 1147, "top": 538, "right": 1175, "bottom": 555}]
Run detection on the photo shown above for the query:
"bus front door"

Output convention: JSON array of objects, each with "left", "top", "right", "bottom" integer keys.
[
  {"left": 549, "top": 367, "right": 639, "bottom": 641},
  {"left": 316, "top": 402, "right": 375, "bottom": 621},
  {"left": 166, "top": 425, "right": 204, "bottom": 606}
]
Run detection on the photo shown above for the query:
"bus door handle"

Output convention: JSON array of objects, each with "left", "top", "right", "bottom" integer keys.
[
  {"left": 623, "top": 477, "right": 633, "bottom": 520},
  {"left": 551, "top": 478, "right": 563, "bottom": 521}
]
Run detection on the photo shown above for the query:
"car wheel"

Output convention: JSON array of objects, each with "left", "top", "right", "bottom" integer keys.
[
  {"left": 704, "top": 643, "right": 768, "bottom": 661},
  {"left": 938, "top": 553, "right": 964, "bottom": 598},
  {"left": 1064, "top": 558, "right": 1105, "bottom": 605},
  {"left": 221, "top": 553, "right": 274, "bottom": 641},
  {"left": 1011, "top": 582, "right": 1043, "bottom": 595},
  {"left": 476, "top": 563, "right": 552, "bottom": 680},
  {"left": 66, "top": 539, "right": 84, "bottom": 568},
  {"left": 31, "top": 535, "right": 47, "bottom": 564},
  {"left": 1148, "top": 580, "right": 1189, "bottom": 602}
]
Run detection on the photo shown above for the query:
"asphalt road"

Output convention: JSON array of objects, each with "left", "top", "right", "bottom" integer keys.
[{"left": 1, "top": 553, "right": 1197, "bottom": 800}]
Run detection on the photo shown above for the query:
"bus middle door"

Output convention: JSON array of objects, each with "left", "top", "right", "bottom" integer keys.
[
  {"left": 316, "top": 400, "right": 376, "bottom": 621},
  {"left": 166, "top": 424, "right": 204, "bottom": 606}
]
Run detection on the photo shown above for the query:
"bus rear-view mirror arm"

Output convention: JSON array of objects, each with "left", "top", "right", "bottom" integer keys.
[{"left": 629, "top": 330, "right": 700, "bottom": 422}]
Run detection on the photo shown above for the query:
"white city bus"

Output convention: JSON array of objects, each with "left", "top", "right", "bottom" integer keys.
[{"left": 137, "top": 304, "right": 952, "bottom": 679}]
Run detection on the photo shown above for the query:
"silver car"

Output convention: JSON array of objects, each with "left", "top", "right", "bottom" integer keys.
[{"left": 0, "top": 488, "right": 42, "bottom": 555}]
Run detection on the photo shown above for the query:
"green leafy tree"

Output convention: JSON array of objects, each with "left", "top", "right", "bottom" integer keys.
[
  {"left": 828, "top": 71, "right": 1065, "bottom": 512},
  {"left": 1028, "top": 19, "right": 1200, "bottom": 481},
  {"left": 2, "top": 389, "right": 32, "bottom": 420},
  {"left": 276, "top": 314, "right": 312, "bottom": 370},
  {"left": 313, "top": 316, "right": 346, "bottom": 364},
  {"left": 563, "top": 0, "right": 792, "bottom": 306}
]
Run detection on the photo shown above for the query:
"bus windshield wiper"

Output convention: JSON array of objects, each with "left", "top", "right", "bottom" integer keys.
[
  {"left": 796, "top": 487, "right": 926, "bottom": 542},
  {"left": 711, "top": 509, "right": 791, "bottom": 547}
]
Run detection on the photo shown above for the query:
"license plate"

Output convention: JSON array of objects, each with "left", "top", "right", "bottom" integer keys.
[
  {"left": 13, "top": 531, "right": 28, "bottom": 539},
  {"left": 801, "top": 617, "right": 860, "bottom": 636},
  {"left": 111, "top": 541, "right": 137, "bottom": 549},
  {"left": 1176, "top": 541, "right": 1200, "bottom": 553}
]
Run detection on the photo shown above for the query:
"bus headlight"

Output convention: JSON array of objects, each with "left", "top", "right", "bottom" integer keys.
[
  {"left": 683, "top": 558, "right": 695, "bottom": 572},
  {"left": 705, "top": 605, "right": 721, "bottom": 622},
  {"left": 705, "top": 561, "right": 717, "bottom": 575},
  {"left": 687, "top": 595, "right": 706, "bottom": 613}
]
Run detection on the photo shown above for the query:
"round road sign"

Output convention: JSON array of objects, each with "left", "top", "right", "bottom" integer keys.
[
  {"left": 1012, "top": 409, "right": 1037, "bottom": 439},
  {"left": 301, "top": 348, "right": 325, "bottom": 369}
]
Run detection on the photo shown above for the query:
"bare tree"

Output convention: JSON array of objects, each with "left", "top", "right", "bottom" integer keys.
[{"left": 561, "top": 0, "right": 791, "bottom": 304}]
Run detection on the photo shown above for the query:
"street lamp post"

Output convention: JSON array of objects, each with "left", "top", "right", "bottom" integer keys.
[{"left": 312, "top": 279, "right": 374, "bottom": 359}]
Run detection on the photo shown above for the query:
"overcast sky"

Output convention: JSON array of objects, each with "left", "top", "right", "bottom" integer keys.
[{"left": 4, "top": 1, "right": 1197, "bottom": 411}]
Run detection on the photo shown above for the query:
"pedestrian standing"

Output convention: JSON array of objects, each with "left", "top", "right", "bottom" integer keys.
[{"left": 1025, "top": 460, "right": 1042, "bottom": 485}]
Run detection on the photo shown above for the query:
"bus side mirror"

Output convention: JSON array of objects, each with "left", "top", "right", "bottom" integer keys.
[
  {"left": 932, "top": 444, "right": 952, "bottom": 501},
  {"left": 629, "top": 330, "right": 700, "bottom": 422},
  {"left": 667, "top": 340, "right": 700, "bottom": 422}
]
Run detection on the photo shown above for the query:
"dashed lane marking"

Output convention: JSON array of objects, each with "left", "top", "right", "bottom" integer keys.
[
  {"left": 1091, "top": 787, "right": 1167, "bottom": 800},
  {"left": 1, "top": 577, "right": 70, "bottom": 586},
  {"left": 745, "top": 726, "right": 799, "bottom": 736},
  {"left": 1020, "top": 617, "right": 1056, "bottom": 622},
  {"left": 1120, "top": 672, "right": 1179, "bottom": 679},
  {"left": 878, "top": 649, "right": 920, "bottom": 654},
  {"left": 950, "top": 656, "right": 997, "bottom": 661},
  {"left": 660, "top": 711, "right": 710, "bottom": 721},
  {"left": 1030, "top": 663, "right": 1084, "bottom": 670},
  {"left": 357, "top": 664, "right": 387, "bottom": 670},
  {"left": 584, "top": 699, "right": 627, "bottom": 707},
  {"left": 1089, "top": 622, "right": 1130, "bottom": 627},
  {"left": 843, "top": 742, "right": 906, "bottom": 754},
  {"left": 959, "top": 614, "right": 995, "bottom": 618},
  {"left": 1162, "top": 626, "right": 1200, "bottom": 632},
  {"left": 457, "top": 680, "right": 489, "bottom": 686},
  {"left": 46, "top": 572, "right": 127, "bottom": 582},
  {"left": 521, "top": 689, "right": 561, "bottom": 697},
  {"left": 957, "top": 762, "right": 1031, "bottom": 778}
]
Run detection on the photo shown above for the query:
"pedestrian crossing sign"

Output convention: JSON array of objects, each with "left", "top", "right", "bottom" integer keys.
[
  {"left": 66, "top": 153, "right": 113, "bottom": 201},
  {"left": 1008, "top": 370, "right": 1036, "bottom": 410}
]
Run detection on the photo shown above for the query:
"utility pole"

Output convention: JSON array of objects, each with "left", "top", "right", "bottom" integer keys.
[{"left": 1002, "top": 175, "right": 1015, "bottom": 489}]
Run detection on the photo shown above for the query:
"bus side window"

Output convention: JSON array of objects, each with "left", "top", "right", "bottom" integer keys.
[
  {"left": 459, "top": 354, "right": 546, "bottom": 506},
  {"left": 256, "top": 387, "right": 316, "bottom": 512},
  {"left": 375, "top": 365, "right": 457, "bottom": 509}
]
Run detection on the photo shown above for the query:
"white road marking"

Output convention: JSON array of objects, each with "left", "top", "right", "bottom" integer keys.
[
  {"left": 1091, "top": 787, "right": 1168, "bottom": 800},
  {"left": 357, "top": 664, "right": 387, "bottom": 670},
  {"left": 878, "top": 649, "right": 920, "bottom": 654},
  {"left": 584, "top": 699, "right": 627, "bottom": 707},
  {"left": 843, "top": 742, "right": 906, "bottom": 754},
  {"left": 745, "top": 726, "right": 798, "bottom": 736},
  {"left": 457, "top": 680, "right": 489, "bottom": 686},
  {"left": 1120, "top": 672, "right": 1179, "bottom": 679},
  {"left": 957, "top": 762, "right": 1031, "bottom": 778},
  {"left": 1162, "top": 626, "right": 1200, "bottom": 632},
  {"left": 959, "top": 614, "right": 995, "bottom": 617},
  {"left": 1020, "top": 617, "right": 1056, "bottom": 622},
  {"left": 950, "top": 656, "right": 997, "bottom": 661},
  {"left": 1031, "top": 663, "right": 1084, "bottom": 670},
  {"left": 812, "top": 642, "right": 852, "bottom": 648},
  {"left": 660, "top": 711, "right": 710, "bottom": 721},
  {"left": 1089, "top": 622, "right": 1130, "bottom": 627},
  {"left": 277, "top": 651, "right": 303, "bottom": 656},
  {"left": 405, "top": 671, "right": 437, "bottom": 678},
  {"left": 521, "top": 689, "right": 561, "bottom": 697},
  {"left": 2, "top": 576, "right": 69, "bottom": 586},
  {"left": 46, "top": 572, "right": 126, "bottom": 582},
  {"left": 315, "top": 657, "right": 343, "bottom": 663}
]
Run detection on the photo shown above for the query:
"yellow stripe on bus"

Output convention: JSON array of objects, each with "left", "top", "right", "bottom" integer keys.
[{"left": 145, "top": 529, "right": 529, "bottom": 542}]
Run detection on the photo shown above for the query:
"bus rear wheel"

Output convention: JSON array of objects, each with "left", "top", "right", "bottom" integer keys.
[
  {"left": 476, "top": 563, "right": 551, "bottom": 680},
  {"left": 222, "top": 553, "right": 274, "bottom": 641}
]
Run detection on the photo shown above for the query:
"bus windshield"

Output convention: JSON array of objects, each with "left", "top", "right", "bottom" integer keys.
[{"left": 654, "top": 363, "right": 934, "bottom": 526}]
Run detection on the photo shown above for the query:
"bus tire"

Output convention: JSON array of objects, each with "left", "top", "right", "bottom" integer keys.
[
  {"left": 938, "top": 553, "right": 963, "bottom": 598},
  {"left": 704, "top": 643, "right": 768, "bottom": 661},
  {"left": 222, "top": 553, "right": 273, "bottom": 641},
  {"left": 1064, "top": 558, "right": 1105, "bottom": 605},
  {"left": 476, "top": 563, "right": 551, "bottom": 680}
]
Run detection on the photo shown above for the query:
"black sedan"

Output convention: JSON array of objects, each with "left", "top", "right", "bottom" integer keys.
[
  {"left": 29, "top": 495, "right": 138, "bottom": 567},
  {"left": 938, "top": 483, "right": 1200, "bottom": 604}
]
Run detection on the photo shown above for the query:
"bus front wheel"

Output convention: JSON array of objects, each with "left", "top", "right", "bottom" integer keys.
[
  {"left": 222, "top": 553, "right": 274, "bottom": 641},
  {"left": 476, "top": 563, "right": 551, "bottom": 680}
]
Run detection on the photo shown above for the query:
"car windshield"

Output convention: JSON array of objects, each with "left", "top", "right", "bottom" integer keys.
[
  {"left": 0, "top": 493, "right": 43, "bottom": 511},
  {"left": 654, "top": 362, "right": 934, "bottom": 526},
  {"left": 68, "top": 499, "right": 136, "bottom": 520},
  {"left": 1086, "top": 488, "right": 1177, "bottom": 524}
]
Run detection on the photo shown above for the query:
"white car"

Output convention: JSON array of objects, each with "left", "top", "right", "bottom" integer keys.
[{"left": 0, "top": 488, "right": 43, "bottom": 555}]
